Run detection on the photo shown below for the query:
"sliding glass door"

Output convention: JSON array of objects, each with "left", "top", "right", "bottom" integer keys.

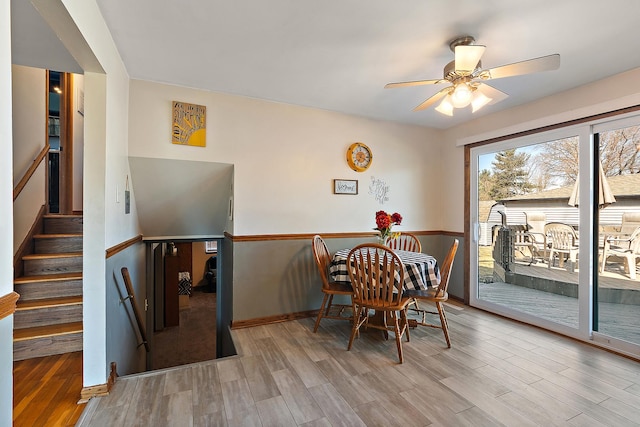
[
  {"left": 471, "top": 127, "right": 588, "bottom": 337},
  {"left": 470, "top": 114, "right": 640, "bottom": 355},
  {"left": 594, "top": 118, "right": 640, "bottom": 352}
]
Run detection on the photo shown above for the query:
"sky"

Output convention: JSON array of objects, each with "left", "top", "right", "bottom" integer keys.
[{"left": 477, "top": 144, "right": 541, "bottom": 173}]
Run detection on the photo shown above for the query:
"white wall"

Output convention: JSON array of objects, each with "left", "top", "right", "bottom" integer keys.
[
  {"left": 58, "top": 0, "right": 142, "bottom": 387},
  {"left": 440, "top": 67, "right": 640, "bottom": 234},
  {"left": 11, "top": 65, "right": 46, "bottom": 182},
  {"left": 128, "top": 79, "right": 444, "bottom": 235},
  {"left": 0, "top": 0, "right": 14, "bottom": 422},
  {"left": 12, "top": 65, "right": 46, "bottom": 254},
  {"left": 82, "top": 70, "right": 108, "bottom": 387}
]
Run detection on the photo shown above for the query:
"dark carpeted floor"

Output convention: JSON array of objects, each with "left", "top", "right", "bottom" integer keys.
[{"left": 151, "top": 288, "right": 217, "bottom": 370}]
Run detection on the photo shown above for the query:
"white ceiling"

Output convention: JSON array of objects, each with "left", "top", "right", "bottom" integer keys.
[{"left": 12, "top": 0, "right": 640, "bottom": 129}]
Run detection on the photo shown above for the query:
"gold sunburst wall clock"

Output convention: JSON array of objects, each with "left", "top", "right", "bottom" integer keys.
[
  {"left": 172, "top": 101, "right": 206, "bottom": 147},
  {"left": 346, "top": 142, "right": 372, "bottom": 172}
]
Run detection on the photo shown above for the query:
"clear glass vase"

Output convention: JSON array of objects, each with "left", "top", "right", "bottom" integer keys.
[{"left": 376, "top": 234, "right": 386, "bottom": 255}]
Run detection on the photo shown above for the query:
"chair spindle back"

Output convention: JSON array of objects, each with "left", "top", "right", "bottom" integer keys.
[
  {"left": 435, "top": 239, "right": 459, "bottom": 298},
  {"left": 312, "top": 235, "right": 332, "bottom": 290},
  {"left": 347, "top": 244, "right": 405, "bottom": 309},
  {"left": 385, "top": 233, "right": 422, "bottom": 253}
]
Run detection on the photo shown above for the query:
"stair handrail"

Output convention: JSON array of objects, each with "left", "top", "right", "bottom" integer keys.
[
  {"left": 0, "top": 291, "right": 20, "bottom": 320},
  {"left": 120, "top": 267, "right": 150, "bottom": 352},
  {"left": 14, "top": 144, "right": 50, "bottom": 201}
]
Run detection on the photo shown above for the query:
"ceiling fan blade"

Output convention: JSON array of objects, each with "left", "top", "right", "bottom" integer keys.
[
  {"left": 485, "top": 54, "right": 560, "bottom": 80},
  {"left": 413, "top": 87, "right": 451, "bottom": 111},
  {"left": 455, "top": 45, "right": 485, "bottom": 74},
  {"left": 384, "top": 78, "right": 444, "bottom": 89},
  {"left": 475, "top": 83, "right": 509, "bottom": 104}
]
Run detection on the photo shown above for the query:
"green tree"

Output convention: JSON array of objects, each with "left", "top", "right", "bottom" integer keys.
[
  {"left": 489, "top": 149, "right": 533, "bottom": 199},
  {"left": 478, "top": 169, "right": 493, "bottom": 200}
]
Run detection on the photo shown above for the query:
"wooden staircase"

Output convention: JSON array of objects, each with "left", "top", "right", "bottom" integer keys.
[{"left": 13, "top": 214, "right": 83, "bottom": 361}]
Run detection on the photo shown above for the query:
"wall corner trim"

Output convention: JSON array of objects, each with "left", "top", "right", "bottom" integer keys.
[
  {"left": 79, "top": 362, "right": 117, "bottom": 403},
  {"left": 224, "top": 230, "right": 462, "bottom": 242}
]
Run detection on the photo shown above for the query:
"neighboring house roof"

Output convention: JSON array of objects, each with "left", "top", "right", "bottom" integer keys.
[
  {"left": 479, "top": 200, "right": 498, "bottom": 222},
  {"left": 608, "top": 173, "right": 640, "bottom": 197},
  {"left": 498, "top": 173, "right": 640, "bottom": 202}
]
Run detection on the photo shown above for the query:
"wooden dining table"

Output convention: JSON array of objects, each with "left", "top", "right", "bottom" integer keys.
[{"left": 328, "top": 248, "right": 441, "bottom": 290}]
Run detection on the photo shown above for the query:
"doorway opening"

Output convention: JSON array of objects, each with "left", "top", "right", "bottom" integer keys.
[
  {"left": 148, "top": 239, "right": 220, "bottom": 370},
  {"left": 47, "top": 70, "right": 74, "bottom": 214}
]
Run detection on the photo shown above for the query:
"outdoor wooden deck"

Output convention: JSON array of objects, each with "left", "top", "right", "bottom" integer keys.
[
  {"left": 479, "top": 260, "right": 640, "bottom": 345},
  {"left": 512, "top": 259, "right": 639, "bottom": 290}
]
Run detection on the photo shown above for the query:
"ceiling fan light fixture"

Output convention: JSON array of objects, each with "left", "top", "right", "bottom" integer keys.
[
  {"left": 451, "top": 82, "right": 472, "bottom": 108},
  {"left": 454, "top": 45, "right": 486, "bottom": 74},
  {"left": 471, "top": 91, "right": 492, "bottom": 113},
  {"left": 385, "top": 34, "right": 559, "bottom": 118},
  {"left": 435, "top": 95, "right": 454, "bottom": 116}
]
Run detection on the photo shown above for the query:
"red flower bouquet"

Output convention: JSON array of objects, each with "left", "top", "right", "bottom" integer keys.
[{"left": 374, "top": 210, "right": 402, "bottom": 242}]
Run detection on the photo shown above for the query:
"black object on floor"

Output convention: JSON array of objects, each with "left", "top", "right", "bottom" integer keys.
[{"left": 204, "top": 255, "right": 217, "bottom": 293}]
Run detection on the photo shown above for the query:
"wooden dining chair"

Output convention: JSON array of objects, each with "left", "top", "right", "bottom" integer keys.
[
  {"left": 385, "top": 232, "right": 422, "bottom": 313},
  {"left": 347, "top": 243, "right": 412, "bottom": 363},
  {"left": 311, "top": 235, "right": 353, "bottom": 333},
  {"left": 404, "top": 239, "right": 458, "bottom": 348},
  {"left": 385, "top": 232, "right": 422, "bottom": 253}
]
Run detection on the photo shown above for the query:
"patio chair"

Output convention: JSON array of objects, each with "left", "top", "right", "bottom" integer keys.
[
  {"left": 601, "top": 226, "right": 640, "bottom": 280},
  {"left": 524, "top": 211, "right": 548, "bottom": 258},
  {"left": 545, "top": 223, "right": 579, "bottom": 270},
  {"left": 510, "top": 225, "right": 546, "bottom": 265},
  {"left": 510, "top": 224, "right": 535, "bottom": 263},
  {"left": 620, "top": 212, "right": 640, "bottom": 235},
  {"left": 385, "top": 232, "right": 422, "bottom": 253},
  {"left": 311, "top": 235, "right": 353, "bottom": 332}
]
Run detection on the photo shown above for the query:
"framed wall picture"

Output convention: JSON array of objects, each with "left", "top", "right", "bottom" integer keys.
[
  {"left": 333, "top": 179, "right": 358, "bottom": 195},
  {"left": 172, "top": 101, "right": 206, "bottom": 147},
  {"left": 205, "top": 241, "right": 217, "bottom": 253}
]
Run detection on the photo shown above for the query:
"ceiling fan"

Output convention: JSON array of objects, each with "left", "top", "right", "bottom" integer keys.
[{"left": 385, "top": 36, "right": 560, "bottom": 116}]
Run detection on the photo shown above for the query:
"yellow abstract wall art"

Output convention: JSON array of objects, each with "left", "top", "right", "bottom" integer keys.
[{"left": 172, "top": 101, "right": 206, "bottom": 147}]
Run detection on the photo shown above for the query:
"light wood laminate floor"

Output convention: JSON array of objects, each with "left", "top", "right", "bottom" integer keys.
[{"left": 78, "top": 302, "right": 640, "bottom": 426}]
